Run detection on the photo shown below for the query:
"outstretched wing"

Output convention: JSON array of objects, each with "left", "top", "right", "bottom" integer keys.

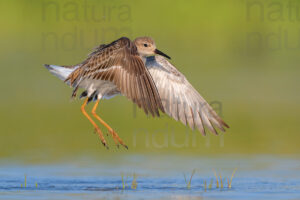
[
  {"left": 145, "top": 55, "right": 229, "bottom": 135},
  {"left": 65, "top": 37, "right": 164, "bottom": 117}
]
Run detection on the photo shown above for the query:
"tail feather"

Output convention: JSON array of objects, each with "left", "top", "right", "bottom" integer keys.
[{"left": 44, "top": 64, "right": 77, "bottom": 83}]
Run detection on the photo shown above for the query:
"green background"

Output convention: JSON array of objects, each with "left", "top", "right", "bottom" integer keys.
[{"left": 0, "top": 0, "right": 299, "bottom": 162}]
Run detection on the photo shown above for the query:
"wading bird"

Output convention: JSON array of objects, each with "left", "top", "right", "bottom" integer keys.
[{"left": 44, "top": 37, "right": 229, "bottom": 149}]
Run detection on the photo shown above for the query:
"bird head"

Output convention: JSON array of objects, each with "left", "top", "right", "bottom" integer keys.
[{"left": 134, "top": 37, "right": 171, "bottom": 59}]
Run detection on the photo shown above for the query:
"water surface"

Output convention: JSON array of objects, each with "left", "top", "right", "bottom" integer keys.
[{"left": 0, "top": 155, "right": 299, "bottom": 200}]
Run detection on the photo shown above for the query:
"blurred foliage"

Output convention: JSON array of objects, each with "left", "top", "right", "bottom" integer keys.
[{"left": 0, "top": 0, "right": 299, "bottom": 161}]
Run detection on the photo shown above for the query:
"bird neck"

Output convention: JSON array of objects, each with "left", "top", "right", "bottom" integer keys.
[{"left": 139, "top": 54, "right": 147, "bottom": 63}]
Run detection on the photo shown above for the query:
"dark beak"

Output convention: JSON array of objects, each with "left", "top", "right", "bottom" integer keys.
[{"left": 154, "top": 49, "right": 171, "bottom": 59}]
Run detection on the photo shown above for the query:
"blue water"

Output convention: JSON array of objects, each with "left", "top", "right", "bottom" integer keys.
[{"left": 0, "top": 155, "right": 299, "bottom": 200}]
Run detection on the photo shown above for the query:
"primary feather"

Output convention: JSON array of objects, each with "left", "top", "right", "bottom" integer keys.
[{"left": 146, "top": 55, "right": 229, "bottom": 135}]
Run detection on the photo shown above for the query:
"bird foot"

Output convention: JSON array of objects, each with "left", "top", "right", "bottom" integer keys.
[
  {"left": 109, "top": 129, "right": 128, "bottom": 150},
  {"left": 101, "top": 141, "right": 109, "bottom": 150}
]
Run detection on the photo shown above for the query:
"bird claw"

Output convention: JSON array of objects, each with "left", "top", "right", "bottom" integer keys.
[
  {"left": 94, "top": 128, "right": 127, "bottom": 150},
  {"left": 102, "top": 142, "right": 109, "bottom": 150},
  {"left": 109, "top": 130, "right": 128, "bottom": 150}
]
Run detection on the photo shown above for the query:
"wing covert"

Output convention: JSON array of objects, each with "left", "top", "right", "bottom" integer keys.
[{"left": 65, "top": 37, "right": 164, "bottom": 117}]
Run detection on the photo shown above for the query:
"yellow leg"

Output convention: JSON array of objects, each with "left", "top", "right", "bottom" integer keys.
[
  {"left": 92, "top": 99, "right": 128, "bottom": 149},
  {"left": 81, "top": 98, "right": 108, "bottom": 148}
]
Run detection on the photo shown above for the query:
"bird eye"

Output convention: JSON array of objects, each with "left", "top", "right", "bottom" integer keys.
[{"left": 143, "top": 43, "right": 148, "bottom": 47}]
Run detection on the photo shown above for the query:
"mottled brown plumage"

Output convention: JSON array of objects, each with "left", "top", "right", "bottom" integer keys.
[
  {"left": 65, "top": 37, "right": 164, "bottom": 117},
  {"left": 44, "top": 36, "right": 229, "bottom": 149}
]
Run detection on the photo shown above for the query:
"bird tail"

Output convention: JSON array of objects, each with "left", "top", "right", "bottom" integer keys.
[{"left": 44, "top": 64, "right": 78, "bottom": 83}]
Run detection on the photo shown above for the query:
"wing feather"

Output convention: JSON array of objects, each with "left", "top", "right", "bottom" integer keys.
[
  {"left": 65, "top": 37, "right": 164, "bottom": 117},
  {"left": 146, "top": 55, "right": 229, "bottom": 135}
]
